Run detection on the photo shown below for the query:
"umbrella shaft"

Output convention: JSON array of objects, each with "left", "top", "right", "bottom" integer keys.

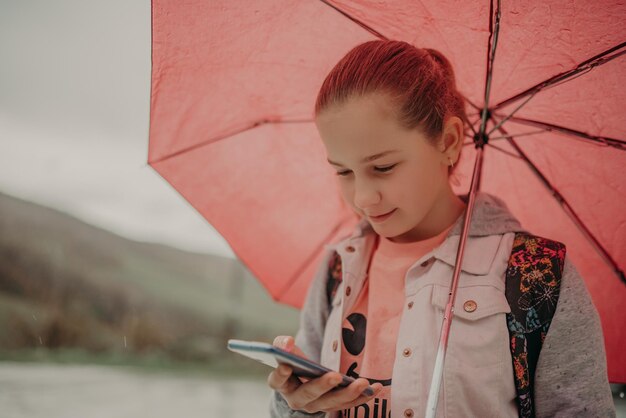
[
  {"left": 424, "top": 146, "right": 485, "bottom": 418},
  {"left": 424, "top": 304, "right": 454, "bottom": 417}
]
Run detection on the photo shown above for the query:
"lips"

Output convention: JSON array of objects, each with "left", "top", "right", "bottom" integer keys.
[
  {"left": 370, "top": 210, "right": 393, "bottom": 217},
  {"left": 368, "top": 208, "right": 397, "bottom": 222}
]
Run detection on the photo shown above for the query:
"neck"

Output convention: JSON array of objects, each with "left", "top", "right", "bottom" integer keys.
[{"left": 389, "top": 186, "right": 467, "bottom": 243}]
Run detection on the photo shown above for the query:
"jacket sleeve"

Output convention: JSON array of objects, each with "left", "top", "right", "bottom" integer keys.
[
  {"left": 534, "top": 255, "right": 616, "bottom": 417},
  {"left": 269, "top": 247, "right": 335, "bottom": 418}
]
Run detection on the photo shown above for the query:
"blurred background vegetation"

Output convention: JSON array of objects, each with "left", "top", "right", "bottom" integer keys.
[{"left": 0, "top": 191, "right": 300, "bottom": 377}]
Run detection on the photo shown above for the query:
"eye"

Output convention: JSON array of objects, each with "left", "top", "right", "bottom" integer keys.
[
  {"left": 375, "top": 164, "right": 397, "bottom": 173},
  {"left": 335, "top": 164, "right": 397, "bottom": 177}
]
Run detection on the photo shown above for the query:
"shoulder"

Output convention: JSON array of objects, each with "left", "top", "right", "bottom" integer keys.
[
  {"left": 546, "top": 253, "right": 599, "bottom": 332},
  {"left": 533, "top": 254, "right": 614, "bottom": 416},
  {"left": 554, "top": 254, "right": 603, "bottom": 331}
]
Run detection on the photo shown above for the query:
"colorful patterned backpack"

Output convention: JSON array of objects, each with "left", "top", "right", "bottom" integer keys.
[{"left": 325, "top": 232, "right": 566, "bottom": 418}]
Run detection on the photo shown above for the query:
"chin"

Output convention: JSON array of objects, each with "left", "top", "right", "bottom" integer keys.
[{"left": 370, "top": 222, "right": 401, "bottom": 238}]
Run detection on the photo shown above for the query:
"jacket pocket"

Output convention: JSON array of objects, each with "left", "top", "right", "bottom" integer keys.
[{"left": 431, "top": 284, "right": 512, "bottom": 368}]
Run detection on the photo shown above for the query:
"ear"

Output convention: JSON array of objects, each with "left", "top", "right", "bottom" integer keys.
[{"left": 437, "top": 116, "right": 464, "bottom": 165}]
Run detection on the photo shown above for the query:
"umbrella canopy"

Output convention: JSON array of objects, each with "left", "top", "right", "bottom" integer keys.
[{"left": 148, "top": 0, "right": 626, "bottom": 382}]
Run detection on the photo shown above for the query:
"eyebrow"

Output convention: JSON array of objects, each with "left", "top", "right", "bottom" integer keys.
[{"left": 327, "top": 150, "right": 401, "bottom": 167}]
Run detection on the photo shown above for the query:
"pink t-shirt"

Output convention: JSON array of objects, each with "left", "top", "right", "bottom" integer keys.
[{"left": 338, "top": 223, "right": 454, "bottom": 418}]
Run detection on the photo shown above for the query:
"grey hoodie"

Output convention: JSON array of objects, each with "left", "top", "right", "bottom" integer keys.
[{"left": 269, "top": 191, "right": 615, "bottom": 417}]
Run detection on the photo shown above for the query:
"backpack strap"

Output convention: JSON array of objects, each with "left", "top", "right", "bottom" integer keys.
[{"left": 505, "top": 232, "right": 566, "bottom": 418}]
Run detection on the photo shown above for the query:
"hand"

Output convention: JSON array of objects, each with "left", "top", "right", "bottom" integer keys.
[{"left": 267, "top": 335, "right": 383, "bottom": 414}]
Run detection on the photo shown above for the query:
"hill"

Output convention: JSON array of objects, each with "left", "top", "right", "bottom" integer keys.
[{"left": 0, "top": 191, "right": 300, "bottom": 368}]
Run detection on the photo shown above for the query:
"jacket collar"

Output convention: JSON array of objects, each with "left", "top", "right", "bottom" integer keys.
[{"left": 330, "top": 191, "right": 529, "bottom": 276}]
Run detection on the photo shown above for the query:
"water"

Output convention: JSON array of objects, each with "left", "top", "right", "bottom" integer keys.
[
  {"left": 0, "top": 362, "right": 273, "bottom": 418},
  {"left": 1, "top": 362, "right": 624, "bottom": 417}
]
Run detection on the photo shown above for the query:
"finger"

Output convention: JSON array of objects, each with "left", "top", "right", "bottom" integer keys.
[
  {"left": 337, "top": 389, "right": 382, "bottom": 411},
  {"left": 285, "top": 371, "right": 345, "bottom": 410},
  {"left": 272, "top": 335, "right": 294, "bottom": 351},
  {"left": 308, "top": 379, "right": 381, "bottom": 411},
  {"left": 273, "top": 336, "right": 306, "bottom": 357},
  {"left": 268, "top": 364, "right": 301, "bottom": 393}
]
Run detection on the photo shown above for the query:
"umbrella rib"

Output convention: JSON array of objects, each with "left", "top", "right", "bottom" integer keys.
[
  {"left": 318, "top": 0, "right": 388, "bottom": 40},
  {"left": 464, "top": 96, "right": 482, "bottom": 112},
  {"left": 493, "top": 41, "right": 626, "bottom": 111},
  {"left": 485, "top": 142, "right": 523, "bottom": 159},
  {"left": 461, "top": 97, "right": 479, "bottom": 136},
  {"left": 488, "top": 67, "right": 594, "bottom": 136},
  {"left": 275, "top": 215, "right": 355, "bottom": 302},
  {"left": 477, "top": 0, "right": 502, "bottom": 145},
  {"left": 498, "top": 115, "right": 626, "bottom": 151},
  {"left": 466, "top": 120, "right": 478, "bottom": 137},
  {"left": 148, "top": 118, "right": 312, "bottom": 165},
  {"left": 489, "top": 116, "right": 626, "bottom": 286},
  {"left": 487, "top": 91, "right": 537, "bottom": 135},
  {"left": 469, "top": 115, "right": 482, "bottom": 132},
  {"left": 489, "top": 128, "right": 549, "bottom": 141},
  {"left": 461, "top": 95, "right": 480, "bottom": 136}
]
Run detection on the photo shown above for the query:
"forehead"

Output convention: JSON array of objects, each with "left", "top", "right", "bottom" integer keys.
[
  {"left": 315, "top": 93, "right": 401, "bottom": 139},
  {"left": 315, "top": 93, "right": 424, "bottom": 160}
]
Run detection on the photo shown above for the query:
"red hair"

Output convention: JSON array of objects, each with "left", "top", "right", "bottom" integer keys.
[{"left": 314, "top": 40, "right": 467, "bottom": 176}]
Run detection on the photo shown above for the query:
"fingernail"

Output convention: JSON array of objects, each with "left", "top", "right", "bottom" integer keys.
[{"left": 274, "top": 336, "right": 288, "bottom": 348}]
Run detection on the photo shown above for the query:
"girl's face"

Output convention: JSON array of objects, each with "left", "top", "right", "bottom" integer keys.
[{"left": 315, "top": 92, "right": 462, "bottom": 242}]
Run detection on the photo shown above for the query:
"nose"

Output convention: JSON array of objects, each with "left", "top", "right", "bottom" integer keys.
[{"left": 353, "top": 178, "right": 381, "bottom": 210}]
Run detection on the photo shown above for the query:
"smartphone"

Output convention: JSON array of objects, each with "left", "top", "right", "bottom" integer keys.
[{"left": 227, "top": 339, "right": 374, "bottom": 396}]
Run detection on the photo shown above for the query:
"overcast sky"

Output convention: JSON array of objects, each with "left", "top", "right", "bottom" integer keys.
[{"left": 0, "top": 0, "right": 235, "bottom": 257}]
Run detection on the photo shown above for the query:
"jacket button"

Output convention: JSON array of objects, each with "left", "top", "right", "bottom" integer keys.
[
  {"left": 402, "top": 348, "right": 411, "bottom": 357},
  {"left": 463, "top": 300, "right": 477, "bottom": 312},
  {"left": 345, "top": 286, "right": 351, "bottom": 296},
  {"left": 346, "top": 245, "right": 355, "bottom": 252},
  {"left": 332, "top": 340, "right": 338, "bottom": 352},
  {"left": 407, "top": 301, "right": 414, "bottom": 309},
  {"left": 404, "top": 408, "right": 414, "bottom": 417}
]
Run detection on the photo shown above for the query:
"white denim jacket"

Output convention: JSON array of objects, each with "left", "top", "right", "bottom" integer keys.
[{"left": 270, "top": 192, "right": 615, "bottom": 418}]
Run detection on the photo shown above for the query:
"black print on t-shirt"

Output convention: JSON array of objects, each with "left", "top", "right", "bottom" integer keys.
[
  {"left": 341, "top": 313, "right": 392, "bottom": 387},
  {"left": 343, "top": 313, "right": 367, "bottom": 355},
  {"left": 341, "top": 398, "right": 391, "bottom": 418},
  {"left": 341, "top": 313, "right": 393, "bottom": 418}
]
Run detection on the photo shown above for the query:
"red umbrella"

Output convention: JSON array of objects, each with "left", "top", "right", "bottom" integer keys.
[{"left": 148, "top": 0, "right": 626, "bottom": 383}]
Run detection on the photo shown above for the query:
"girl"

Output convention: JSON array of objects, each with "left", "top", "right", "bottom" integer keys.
[{"left": 267, "top": 40, "right": 614, "bottom": 418}]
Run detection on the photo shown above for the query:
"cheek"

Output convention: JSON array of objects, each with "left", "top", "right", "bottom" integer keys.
[
  {"left": 338, "top": 181, "right": 356, "bottom": 206},
  {"left": 396, "top": 165, "right": 443, "bottom": 204}
]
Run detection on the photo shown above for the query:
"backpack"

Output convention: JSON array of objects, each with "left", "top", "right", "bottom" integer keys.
[{"left": 325, "top": 231, "right": 566, "bottom": 418}]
